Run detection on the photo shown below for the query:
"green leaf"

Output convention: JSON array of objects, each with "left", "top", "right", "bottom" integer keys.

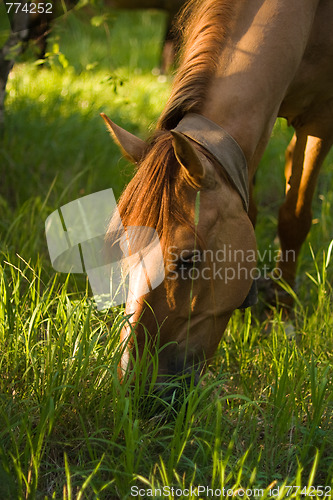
[{"left": 91, "top": 15, "right": 108, "bottom": 28}]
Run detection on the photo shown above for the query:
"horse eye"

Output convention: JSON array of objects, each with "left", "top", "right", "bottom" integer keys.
[{"left": 177, "top": 252, "right": 200, "bottom": 269}]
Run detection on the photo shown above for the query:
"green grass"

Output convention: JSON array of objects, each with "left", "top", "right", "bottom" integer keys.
[{"left": 1, "top": 5, "right": 333, "bottom": 499}]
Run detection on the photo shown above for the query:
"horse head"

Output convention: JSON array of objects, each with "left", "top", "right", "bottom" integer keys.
[{"left": 102, "top": 113, "right": 257, "bottom": 383}]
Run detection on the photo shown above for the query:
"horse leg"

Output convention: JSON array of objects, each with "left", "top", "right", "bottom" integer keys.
[{"left": 276, "top": 126, "right": 333, "bottom": 303}]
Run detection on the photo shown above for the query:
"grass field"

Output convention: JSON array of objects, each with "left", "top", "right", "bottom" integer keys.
[{"left": 0, "top": 4, "right": 333, "bottom": 499}]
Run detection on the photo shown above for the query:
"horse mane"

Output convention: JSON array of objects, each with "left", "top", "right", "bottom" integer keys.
[
  {"left": 158, "top": 0, "right": 235, "bottom": 130},
  {"left": 107, "top": 0, "right": 235, "bottom": 262},
  {"left": 109, "top": 133, "right": 189, "bottom": 247},
  {"left": 108, "top": 132, "right": 199, "bottom": 308}
]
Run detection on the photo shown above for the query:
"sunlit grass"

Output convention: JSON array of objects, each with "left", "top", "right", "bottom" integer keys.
[{"left": 1, "top": 247, "right": 332, "bottom": 498}]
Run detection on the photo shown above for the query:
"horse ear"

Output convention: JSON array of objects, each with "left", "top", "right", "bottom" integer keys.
[
  {"left": 171, "top": 131, "right": 204, "bottom": 180},
  {"left": 100, "top": 113, "right": 147, "bottom": 164}
]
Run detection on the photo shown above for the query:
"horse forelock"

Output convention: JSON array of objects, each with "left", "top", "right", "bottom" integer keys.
[
  {"left": 106, "top": 132, "right": 198, "bottom": 257},
  {"left": 106, "top": 0, "right": 237, "bottom": 311},
  {"left": 107, "top": 0, "right": 236, "bottom": 250},
  {"left": 158, "top": 0, "right": 236, "bottom": 131}
]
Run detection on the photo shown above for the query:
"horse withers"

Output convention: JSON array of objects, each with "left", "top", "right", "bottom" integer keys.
[{"left": 103, "top": 0, "right": 333, "bottom": 382}]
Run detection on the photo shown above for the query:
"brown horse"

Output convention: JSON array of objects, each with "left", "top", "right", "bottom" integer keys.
[{"left": 102, "top": 0, "right": 333, "bottom": 381}]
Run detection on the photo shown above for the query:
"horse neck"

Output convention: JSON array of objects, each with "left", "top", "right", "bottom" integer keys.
[{"left": 200, "top": 0, "right": 319, "bottom": 177}]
